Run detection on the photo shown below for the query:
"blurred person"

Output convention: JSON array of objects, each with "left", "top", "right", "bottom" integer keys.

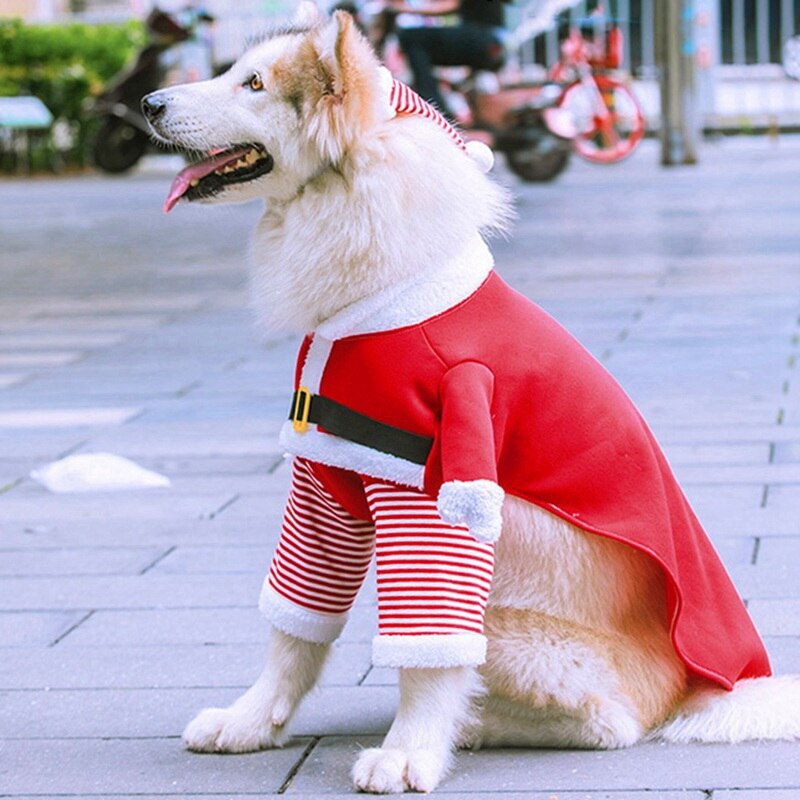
[{"left": 389, "top": 0, "right": 509, "bottom": 117}]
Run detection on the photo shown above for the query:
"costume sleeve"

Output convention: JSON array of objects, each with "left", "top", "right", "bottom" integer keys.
[{"left": 435, "top": 361, "right": 505, "bottom": 543}]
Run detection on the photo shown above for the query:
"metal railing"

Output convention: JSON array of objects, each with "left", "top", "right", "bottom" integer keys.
[{"left": 518, "top": 0, "right": 800, "bottom": 74}]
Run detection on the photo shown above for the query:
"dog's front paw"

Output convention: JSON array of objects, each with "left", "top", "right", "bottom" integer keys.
[
  {"left": 183, "top": 705, "right": 286, "bottom": 753},
  {"left": 352, "top": 746, "right": 447, "bottom": 793}
]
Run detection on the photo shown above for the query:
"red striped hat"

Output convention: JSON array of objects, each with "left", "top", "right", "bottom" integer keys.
[{"left": 378, "top": 67, "right": 494, "bottom": 173}]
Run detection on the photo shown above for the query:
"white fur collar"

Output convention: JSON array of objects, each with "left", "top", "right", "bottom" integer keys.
[{"left": 314, "top": 235, "right": 493, "bottom": 340}]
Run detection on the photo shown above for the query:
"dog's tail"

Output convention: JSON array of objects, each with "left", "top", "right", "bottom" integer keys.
[{"left": 654, "top": 675, "right": 800, "bottom": 743}]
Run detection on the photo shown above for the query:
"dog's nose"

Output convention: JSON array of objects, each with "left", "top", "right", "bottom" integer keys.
[{"left": 141, "top": 93, "right": 167, "bottom": 122}]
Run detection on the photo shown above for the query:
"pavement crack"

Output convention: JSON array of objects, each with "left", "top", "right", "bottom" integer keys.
[
  {"left": 0, "top": 477, "right": 23, "bottom": 494},
  {"left": 267, "top": 455, "right": 288, "bottom": 475},
  {"left": 205, "top": 493, "right": 241, "bottom": 520},
  {"left": 49, "top": 610, "right": 95, "bottom": 647},
  {"left": 175, "top": 379, "right": 201, "bottom": 397},
  {"left": 139, "top": 545, "right": 177, "bottom": 575},
  {"left": 277, "top": 736, "right": 320, "bottom": 794},
  {"left": 57, "top": 440, "right": 88, "bottom": 458},
  {"left": 357, "top": 664, "right": 374, "bottom": 686},
  {"left": 750, "top": 537, "right": 761, "bottom": 565}
]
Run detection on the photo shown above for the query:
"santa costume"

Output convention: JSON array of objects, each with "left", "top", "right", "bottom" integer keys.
[{"left": 260, "top": 78, "right": 771, "bottom": 687}]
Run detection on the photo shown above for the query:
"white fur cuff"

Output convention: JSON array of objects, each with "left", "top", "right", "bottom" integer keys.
[
  {"left": 437, "top": 479, "right": 504, "bottom": 543},
  {"left": 259, "top": 581, "right": 347, "bottom": 645},
  {"left": 372, "top": 633, "right": 487, "bottom": 668}
]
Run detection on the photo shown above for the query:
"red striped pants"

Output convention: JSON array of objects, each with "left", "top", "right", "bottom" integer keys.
[{"left": 260, "top": 457, "right": 495, "bottom": 668}]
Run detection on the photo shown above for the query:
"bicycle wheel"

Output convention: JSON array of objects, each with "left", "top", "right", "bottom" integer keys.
[{"left": 559, "top": 74, "right": 644, "bottom": 164}]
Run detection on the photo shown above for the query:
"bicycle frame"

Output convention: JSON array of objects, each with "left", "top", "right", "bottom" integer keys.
[{"left": 548, "top": 18, "right": 644, "bottom": 163}]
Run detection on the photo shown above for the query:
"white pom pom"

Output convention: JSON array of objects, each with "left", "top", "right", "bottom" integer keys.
[{"left": 465, "top": 140, "right": 494, "bottom": 173}]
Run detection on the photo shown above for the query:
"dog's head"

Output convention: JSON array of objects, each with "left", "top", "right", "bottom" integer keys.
[{"left": 143, "top": 4, "right": 391, "bottom": 211}]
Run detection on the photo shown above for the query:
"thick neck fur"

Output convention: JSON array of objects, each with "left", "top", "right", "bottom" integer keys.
[{"left": 248, "top": 115, "right": 512, "bottom": 335}]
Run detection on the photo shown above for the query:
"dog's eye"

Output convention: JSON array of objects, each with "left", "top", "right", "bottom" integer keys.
[{"left": 246, "top": 73, "right": 264, "bottom": 92}]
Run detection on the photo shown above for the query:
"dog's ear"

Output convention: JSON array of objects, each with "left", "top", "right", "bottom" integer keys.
[
  {"left": 306, "top": 11, "right": 384, "bottom": 161},
  {"left": 292, "top": 0, "right": 322, "bottom": 27}
]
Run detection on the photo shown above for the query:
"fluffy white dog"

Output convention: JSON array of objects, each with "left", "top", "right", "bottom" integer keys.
[{"left": 144, "top": 5, "right": 800, "bottom": 793}]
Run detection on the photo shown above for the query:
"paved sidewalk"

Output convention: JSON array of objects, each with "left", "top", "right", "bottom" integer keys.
[{"left": 1, "top": 137, "right": 799, "bottom": 799}]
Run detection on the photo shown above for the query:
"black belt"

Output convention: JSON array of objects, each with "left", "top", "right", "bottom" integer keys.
[{"left": 289, "top": 387, "right": 433, "bottom": 466}]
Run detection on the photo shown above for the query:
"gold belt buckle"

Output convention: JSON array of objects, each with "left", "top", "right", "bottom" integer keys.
[{"left": 292, "top": 386, "right": 312, "bottom": 433}]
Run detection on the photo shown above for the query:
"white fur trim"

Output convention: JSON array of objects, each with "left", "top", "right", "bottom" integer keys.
[
  {"left": 299, "top": 334, "right": 332, "bottom": 393},
  {"left": 315, "top": 234, "right": 493, "bottom": 340},
  {"left": 437, "top": 479, "right": 505, "bottom": 543},
  {"left": 372, "top": 633, "right": 487, "bottom": 668},
  {"left": 280, "top": 421, "right": 425, "bottom": 489},
  {"left": 259, "top": 582, "right": 347, "bottom": 644},
  {"left": 465, "top": 140, "right": 494, "bottom": 173}
]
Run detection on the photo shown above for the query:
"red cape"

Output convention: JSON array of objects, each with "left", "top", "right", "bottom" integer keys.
[{"left": 288, "top": 272, "right": 771, "bottom": 689}]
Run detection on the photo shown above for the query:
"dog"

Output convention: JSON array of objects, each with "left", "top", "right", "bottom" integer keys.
[{"left": 143, "top": 4, "right": 800, "bottom": 793}]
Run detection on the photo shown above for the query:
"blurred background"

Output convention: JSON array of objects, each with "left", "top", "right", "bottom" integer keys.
[{"left": 1, "top": 0, "right": 800, "bottom": 177}]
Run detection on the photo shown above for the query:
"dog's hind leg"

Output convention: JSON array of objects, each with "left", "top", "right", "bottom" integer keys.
[
  {"left": 352, "top": 665, "right": 481, "bottom": 794},
  {"left": 471, "top": 606, "right": 686, "bottom": 750},
  {"left": 183, "top": 627, "right": 329, "bottom": 753}
]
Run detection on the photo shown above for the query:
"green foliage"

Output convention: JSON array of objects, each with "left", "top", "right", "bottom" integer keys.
[{"left": 0, "top": 18, "right": 145, "bottom": 170}]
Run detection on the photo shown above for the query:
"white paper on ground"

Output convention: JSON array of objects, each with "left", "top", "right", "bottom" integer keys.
[{"left": 30, "top": 453, "right": 171, "bottom": 493}]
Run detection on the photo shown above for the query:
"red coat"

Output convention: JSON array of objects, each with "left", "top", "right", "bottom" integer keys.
[{"left": 280, "top": 269, "right": 771, "bottom": 690}]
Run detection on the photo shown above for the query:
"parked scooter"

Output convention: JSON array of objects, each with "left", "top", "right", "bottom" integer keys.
[
  {"left": 435, "top": 68, "right": 574, "bottom": 182},
  {"left": 86, "top": 7, "right": 215, "bottom": 174},
  {"left": 364, "top": 4, "right": 574, "bottom": 183}
]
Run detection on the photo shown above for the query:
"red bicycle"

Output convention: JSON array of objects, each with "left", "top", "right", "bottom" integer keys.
[{"left": 548, "top": 9, "right": 645, "bottom": 164}]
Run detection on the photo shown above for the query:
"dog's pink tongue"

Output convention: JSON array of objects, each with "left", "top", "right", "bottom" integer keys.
[{"left": 163, "top": 149, "right": 248, "bottom": 213}]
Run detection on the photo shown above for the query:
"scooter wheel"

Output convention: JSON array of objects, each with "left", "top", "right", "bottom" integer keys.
[
  {"left": 505, "top": 143, "right": 571, "bottom": 183},
  {"left": 92, "top": 117, "right": 149, "bottom": 174}
]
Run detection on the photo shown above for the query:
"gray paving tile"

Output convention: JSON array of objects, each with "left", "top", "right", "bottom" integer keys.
[
  {"left": 772, "top": 441, "right": 800, "bottom": 464},
  {"left": 655, "top": 425, "right": 800, "bottom": 445},
  {"left": 763, "top": 484, "right": 800, "bottom": 514},
  {"left": 0, "top": 517, "right": 286, "bottom": 549},
  {"left": 53, "top": 608, "right": 274, "bottom": 648},
  {"left": 149, "top": 544, "right": 276, "bottom": 574},
  {"left": 683, "top": 484, "right": 766, "bottom": 519},
  {"left": 754, "top": 536, "right": 800, "bottom": 566},
  {"left": 725, "top": 562, "right": 800, "bottom": 599},
  {"left": 0, "top": 351, "right": 84, "bottom": 367},
  {"left": 0, "top": 373, "right": 30, "bottom": 388},
  {"left": 54, "top": 605, "right": 377, "bottom": 648},
  {"left": 662, "top": 442, "right": 771, "bottom": 466},
  {"left": 0, "top": 490, "right": 237, "bottom": 523},
  {"left": 288, "top": 737, "right": 800, "bottom": 793},
  {"left": 0, "top": 572, "right": 264, "bottom": 611},
  {"left": 0, "top": 332, "right": 126, "bottom": 348},
  {"left": 674, "top": 463, "right": 800, "bottom": 484},
  {"left": 0, "top": 406, "right": 140, "bottom": 428},
  {"left": 748, "top": 600, "right": 800, "bottom": 635},
  {"left": 22, "top": 313, "right": 169, "bottom": 331},
  {"left": 0, "top": 610, "right": 88, "bottom": 647},
  {"left": 2, "top": 137, "right": 799, "bottom": 799},
  {"left": 0, "top": 641, "right": 372, "bottom": 691},
  {"left": 763, "top": 636, "right": 800, "bottom": 673},
  {"left": 0, "top": 430, "right": 87, "bottom": 459},
  {"left": 0, "top": 546, "right": 167, "bottom": 577},
  {"left": 0, "top": 685, "right": 396, "bottom": 739},
  {"left": 0, "top": 737, "right": 309, "bottom": 795},
  {"left": 0, "top": 796, "right": 288, "bottom": 800},
  {"left": 715, "top": 792, "right": 800, "bottom": 799}
]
